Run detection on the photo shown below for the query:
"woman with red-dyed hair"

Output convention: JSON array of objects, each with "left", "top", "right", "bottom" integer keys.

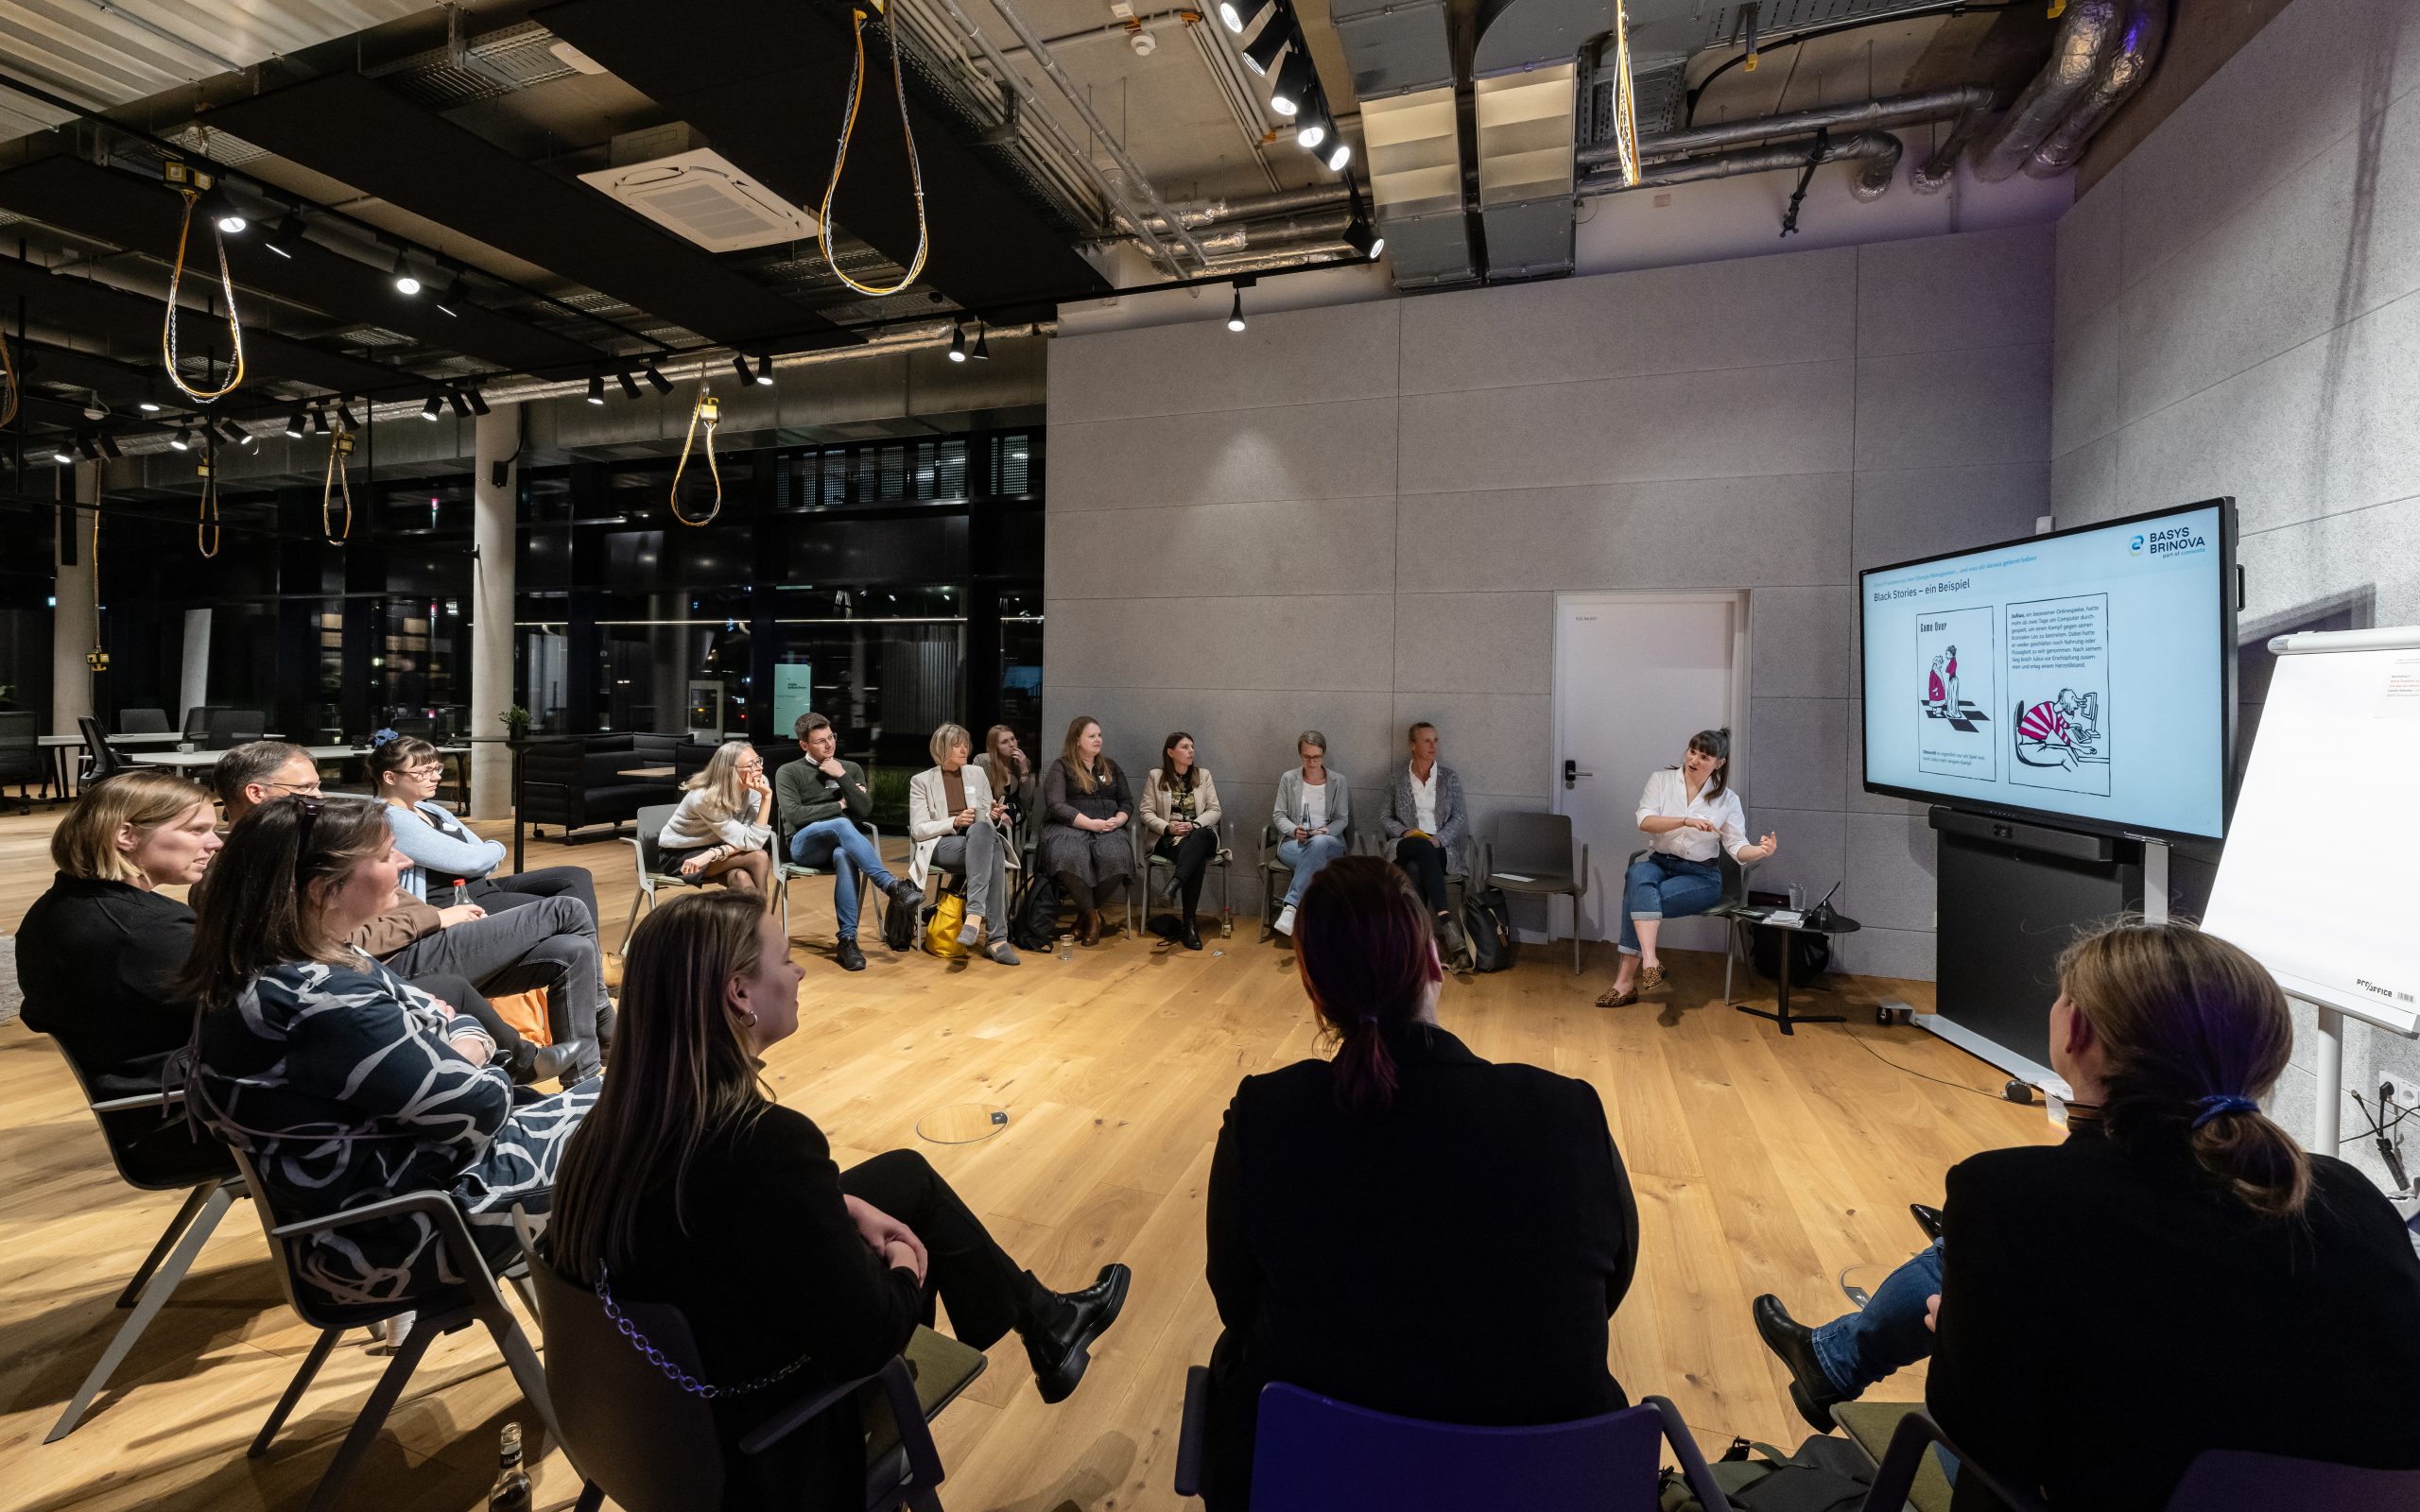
[{"left": 1197, "top": 857, "right": 1641, "bottom": 1508}]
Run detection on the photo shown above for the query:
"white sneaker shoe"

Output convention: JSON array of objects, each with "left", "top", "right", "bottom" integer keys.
[{"left": 1273, "top": 905, "right": 1296, "bottom": 936}]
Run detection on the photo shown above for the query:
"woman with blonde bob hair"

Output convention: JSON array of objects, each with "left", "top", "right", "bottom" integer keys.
[
  {"left": 548, "top": 894, "right": 1128, "bottom": 1507},
  {"left": 16, "top": 772, "right": 228, "bottom": 1170},
  {"left": 658, "top": 739, "right": 776, "bottom": 897},
  {"left": 907, "top": 723, "right": 1019, "bottom": 964}
]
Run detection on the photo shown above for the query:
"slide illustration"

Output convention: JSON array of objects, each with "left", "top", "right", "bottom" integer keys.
[
  {"left": 2006, "top": 593, "right": 2112, "bottom": 797},
  {"left": 1916, "top": 606, "right": 1996, "bottom": 780}
]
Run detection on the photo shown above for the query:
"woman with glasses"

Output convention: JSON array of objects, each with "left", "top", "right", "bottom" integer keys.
[
  {"left": 659, "top": 740, "right": 777, "bottom": 898},
  {"left": 369, "top": 731, "right": 601, "bottom": 926},
  {"left": 180, "top": 796, "right": 597, "bottom": 1306},
  {"left": 1268, "top": 730, "right": 1351, "bottom": 940}
]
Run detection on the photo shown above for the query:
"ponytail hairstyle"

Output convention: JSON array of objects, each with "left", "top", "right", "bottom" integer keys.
[
  {"left": 1159, "top": 730, "right": 1198, "bottom": 795},
  {"left": 177, "top": 796, "right": 395, "bottom": 1015},
  {"left": 366, "top": 730, "right": 441, "bottom": 798},
  {"left": 1293, "top": 856, "right": 1443, "bottom": 1113},
  {"left": 2057, "top": 919, "right": 2310, "bottom": 1220},
  {"left": 1684, "top": 728, "right": 1732, "bottom": 800}
]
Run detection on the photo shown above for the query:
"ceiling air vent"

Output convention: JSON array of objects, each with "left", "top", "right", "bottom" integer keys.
[{"left": 579, "top": 131, "right": 820, "bottom": 252}]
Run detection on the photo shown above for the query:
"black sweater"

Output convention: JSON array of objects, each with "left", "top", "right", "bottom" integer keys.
[
  {"left": 1929, "top": 1121, "right": 2420, "bottom": 1510},
  {"left": 16, "top": 872, "right": 197, "bottom": 1096},
  {"left": 593, "top": 1103, "right": 923, "bottom": 1510}
]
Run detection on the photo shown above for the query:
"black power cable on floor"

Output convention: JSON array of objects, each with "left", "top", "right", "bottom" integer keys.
[{"left": 1831, "top": 1022, "right": 2016, "bottom": 1105}]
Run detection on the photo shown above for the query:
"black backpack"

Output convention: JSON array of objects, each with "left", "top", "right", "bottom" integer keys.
[
  {"left": 1750, "top": 927, "right": 1831, "bottom": 982},
  {"left": 1011, "top": 874, "right": 1062, "bottom": 953},
  {"left": 881, "top": 883, "right": 921, "bottom": 952},
  {"left": 1658, "top": 1435, "right": 1874, "bottom": 1512},
  {"left": 1461, "top": 885, "right": 1517, "bottom": 972}
]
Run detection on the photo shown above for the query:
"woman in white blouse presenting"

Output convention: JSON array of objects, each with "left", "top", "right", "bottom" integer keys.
[{"left": 1597, "top": 729, "right": 1776, "bottom": 1007}]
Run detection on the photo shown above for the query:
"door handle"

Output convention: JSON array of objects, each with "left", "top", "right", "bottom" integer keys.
[{"left": 1563, "top": 760, "right": 1594, "bottom": 789}]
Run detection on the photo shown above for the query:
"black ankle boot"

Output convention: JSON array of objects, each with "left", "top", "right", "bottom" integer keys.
[
  {"left": 1753, "top": 1294, "right": 1847, "bottom": 1432},
  {"left": 1021, "top": 1263, "right": 1132, "bottom": 1404},
  {"left": 1182, "top": 920, "right": 1203, "bottom": 951}
]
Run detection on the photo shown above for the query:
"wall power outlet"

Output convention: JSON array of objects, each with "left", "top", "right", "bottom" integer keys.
[{"left": 2380, "top": 1076, "right": 2420, "bottom": 1111}]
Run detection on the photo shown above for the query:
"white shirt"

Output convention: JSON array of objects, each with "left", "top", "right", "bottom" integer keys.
[
  {"left": 1636, "top": 766, "right": 1751, "bottom": 863},
  {"left": 1301, "top": 779, "right": 1329, "bottom": 833},
  {"left": 1409, "top": 763, "right": 1440, "bottom": 833}
]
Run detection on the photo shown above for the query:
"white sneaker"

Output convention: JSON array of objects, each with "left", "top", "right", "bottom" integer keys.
[{"left": 1273, "top": 905, "right": 1295, "bottom": 936}]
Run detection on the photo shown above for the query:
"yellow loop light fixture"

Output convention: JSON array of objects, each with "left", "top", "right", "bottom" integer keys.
[
  {"left": 196, "top": 444, "right": 222, "bottom": 558},
  {"left": 1608, "top": 0, "right": 1643, "bottom": 188},
  {"left": 321, "top": 428, "right": 355, "bottom": 543},
  {"left": 0, "top": 318, "right": 19, "bottom": 428},
  {"left": 160, "top": 163, "right": 248, "bottom": 404},
  {"left": 86, "top": 468, "right": 109, "bottom": 673},
  {"left": 670, "top": 387, "right": 724, "bottom": 526},
  {"left": 820, "top": 0, "right": 930, "bottom": 297}
]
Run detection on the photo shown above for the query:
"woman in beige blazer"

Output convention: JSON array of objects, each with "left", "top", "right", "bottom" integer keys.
[
  {"left": 1138, "top": 731, "right": 1223, "bottom": 951},
  {"left": 908, "top": 724, "right": 1019, "bottom": 965}
]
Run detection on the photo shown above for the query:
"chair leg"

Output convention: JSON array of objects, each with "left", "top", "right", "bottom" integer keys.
[
  {"left": 1572, "top": 895, "right": 1582, "bottom": 975},
  {"left": 1724, "top": 921, "right": 1737, "bottom": 1004},
  {"left": 299, "top": 1314, "right": 445, "bottom": 1512},
  {"left": 574, "top": 1485, "right": 607, "bottom": 1512},
  {"left": 618, "top": 885, "right": 649, "bottom": 954},
  {"left": 477, "top": 1297, "right": 562, "bottom": 1445},
  {"left": 48, "top": 1184, "right": 235, "bottom": 1442},
  {"left": 508, "top": 1271, "right": 542, "bottom": 1328},
  {"left": 116, "top": 1180, "right": 220, "bottom": 1308},
  {"left": 251, "top": 1326, "right": 343, "bottom": 1457}
]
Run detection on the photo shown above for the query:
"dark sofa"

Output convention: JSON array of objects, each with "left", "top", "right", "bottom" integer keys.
[{"left": 519, "top": 733, "right": 685, "bottom": 840}]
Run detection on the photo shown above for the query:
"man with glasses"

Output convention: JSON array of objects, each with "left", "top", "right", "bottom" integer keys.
[{"left": 213, "top": 742, "right": 608, "bottom": 1083}]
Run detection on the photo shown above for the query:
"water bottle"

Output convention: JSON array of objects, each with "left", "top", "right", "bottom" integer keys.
[{"left": 488, "top": 1422, "right": 533, "bottom": 1511}]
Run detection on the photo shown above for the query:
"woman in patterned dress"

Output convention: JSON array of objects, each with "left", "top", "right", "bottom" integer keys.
[{"left": 179, "top": 795, "right": 599, "bottom": 1307}]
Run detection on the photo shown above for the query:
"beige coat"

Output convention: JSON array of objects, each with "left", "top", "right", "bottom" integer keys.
[{"left": 1138, "top": 766, "right": 1223, "bottom": 839}]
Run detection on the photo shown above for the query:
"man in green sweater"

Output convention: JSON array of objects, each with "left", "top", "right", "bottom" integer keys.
[{"left": 777, "top": 713, "right": 922, "bottom": 971}]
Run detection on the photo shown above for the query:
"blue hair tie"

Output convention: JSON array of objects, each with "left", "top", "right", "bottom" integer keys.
[{"left": 2191, "top": 1093, "right": 2258, "bottom": 1130}]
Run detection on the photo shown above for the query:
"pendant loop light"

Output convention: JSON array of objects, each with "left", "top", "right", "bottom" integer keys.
[
  {"left": 196, "top": 441, "right": 222, "bottom": 558},
  {"left": 0, "top": 318, "right": 18, "bottom": 428},
  {"left": 669, "top": 387, "right": 724, "bottom": 526},
  {"left": 161, "top": 167, "right": 248, "bottom": 403},
  {"left": 821, "top": 0, "right": 930, "bottom": 297},
  {"left": 321, "top": 429, "right": 355, "bottom": 543}
]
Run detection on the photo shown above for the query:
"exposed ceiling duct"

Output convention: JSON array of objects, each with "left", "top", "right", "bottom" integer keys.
[
  {"left": 2027, "top": 0, "right": 2168, "bottom": 177},
  {"left": 1583, "top": 129, "right": 1902, "bottom": 199},
  {"left": 1967, "top": 0, "right": 2120, "bottom": 182},
  {"left": 1331, "top": 0, "right": 1475, "bottom": 289},
  {"left": 1471, "top": 0, "right": 1617, "bottom": 281}
]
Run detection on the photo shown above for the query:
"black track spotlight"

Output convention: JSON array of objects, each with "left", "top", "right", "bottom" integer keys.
[
  {"left": 195, "top": 181, "right": 247, "bottom": 236},
  {"left": 752, "top": 353, "right": 776, "bottom": 386},
  {"left": 732, "top": 354, "right": 755, "bottom": 387},
  {"left": 1270, "top": 48, "right": 1316, "bottom": 115},
  {"left": 423, "top": 391, "right": 446, "bottom": 421},
  {"left": 337, "top": 397, "right": 360, "bottom": 430},
  {"left": 1227, "top": 285, "right": 1247, "bottom": 333},
  {"left": 1220, "top": 0, "right": 1276, "bottom": 34},
  {"left": 235, "top": 426, "right": 257, "bottom": 449},
  {"left": 51, "top": 441, "right": 76, "bottom": 466},
  {"left": 263, "top": 213, "right": 304, "bottom": 258},
  {"left": 169, "top": 424, "right": 192, "bottom": 453},
  {"left": 216, "top": 420, "right": 246, "bottom": 447},
  {"left": 97, "top": 433, "right": 124, "bottom": 460},
  {"left": 947, "top": 319, "right": 968, "bottom": 362},
  {"left": 1345, "top": 179, "right": 1384, "bottom": 260},
  {"left": 971, "top": 323, "right": 992, "bottom": 361},
  {"left": 433, "top": 266, "right": 463, "bottom": 317},
  {"left": 1242, "top": 20, "right": 1289, "bottom": 75},
  {"left": 1296, "top": 103, "right": 1329, "bottom": 152},
  {"left": 75, "top": 435, "right": 101, "bottom": 462},
  {"left": 643, "top": 363, "right": 673, "bottom": 395},
  {"left": 137, "top": 380, "right": 164, "bottom": 414},
  {"left": 448, "top": 389, "right": 473, "bottom": 419},
  {"left": 284, "top": 407, "right": 307, "bottom": 438},
  {"left": 391, "top": 249, "right": 423, "bottom": 296},
  {"left": 1323, "top": 137, "right": 1354, "bottom": 172},
  {"left": 617, "top": 369, "right": 643, "bottom": 401},
  {"left": 311, "top": 403, "right": 331, "bottom": 435},
  {"left": 464, "top": 387, "right": 490, "bottom": 417},
  {"left": 586, "top": 372, "right": 607, "bottom": 405}
]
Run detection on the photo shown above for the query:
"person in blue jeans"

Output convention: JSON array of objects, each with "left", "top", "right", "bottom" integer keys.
[
  {"left": 1269, "top": 730, "right": 1352, "bottom": 939},
  {"left": 1754, "top": 1227, "right": 1945, "bottom": 1430},
  {"left": 773, "top": 712, "right": 922, "bottom": 972},
  {"left": 1598, "top": 730, "right": 1776, "bottom": 1006}
]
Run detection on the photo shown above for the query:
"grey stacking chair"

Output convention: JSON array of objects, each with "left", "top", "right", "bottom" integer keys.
[
  {"left": 1481, "top": 813, "right": 1590, "bottom": 972},
  {"left": 776, "top": 813, "right": 886, "bottom": 941},
  {"left": 1138, "top": 816, "right": 1233, "bottom": 940},
  {"left": 118, "top": 707, "right": 170, "bottom": 733},
  {"left": 619, "top": 801, "right": 714, "bottom": 952}
]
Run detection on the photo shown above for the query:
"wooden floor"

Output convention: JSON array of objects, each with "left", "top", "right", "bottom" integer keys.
[{"left": 0, "top": 803, "right": 2054, "bottom": 1512}]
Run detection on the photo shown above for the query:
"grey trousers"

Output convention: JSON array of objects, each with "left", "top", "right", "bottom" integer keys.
[
  {"left": 380, "top": 896, "right": 613, "bottom": 1077},
  {"left": 929, "top": 821, "right": 1009, "bottom": 936}
]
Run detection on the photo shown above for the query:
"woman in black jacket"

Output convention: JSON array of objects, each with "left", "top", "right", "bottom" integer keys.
[
  {"left": 546, "top": 892, "right": 1132, "bottom": 1510},
  {"left": 1927, "top": 920, "right": 2420, "bottom": 1509},
  {"left": 1201, "top": 856, "right": 1639, "bottom": 1509}
]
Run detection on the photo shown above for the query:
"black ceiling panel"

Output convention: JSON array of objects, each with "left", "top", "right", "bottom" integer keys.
[
  {"left": 0, "top": 256, "right": 401, "bottom": 399},
  {"left": 538, "top": 0, "right": 1111, "bottom": 317},
  {"left": 202, "top": 74, "right": 854, "bottom": 351},
  {"left": 0, "top": 156, "right": 605, "bottom": 376}
]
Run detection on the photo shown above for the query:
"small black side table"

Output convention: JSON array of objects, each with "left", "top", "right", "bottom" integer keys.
[{"left": 1733, "top": 910, "right": 1861, "bottom": 1035}]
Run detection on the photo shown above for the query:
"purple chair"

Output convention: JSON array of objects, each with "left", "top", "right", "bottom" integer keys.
[
  {"left": 1171, "top": 1367, "right": 1732, "bottom": 1509},
  {"left": 1863, "top": 1409, "right": 2420, "bottom": 1512}
]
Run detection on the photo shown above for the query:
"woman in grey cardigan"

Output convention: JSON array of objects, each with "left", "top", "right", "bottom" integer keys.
[
  {"left": 1269, "top": 730, "right": 1350, "bottom": 939},
  {"left": 1039, "top": 715, "right": 1135, "bottom": 946},
  {"left": 1383, "top": 721, "right": 1469, "bottom": 955}
]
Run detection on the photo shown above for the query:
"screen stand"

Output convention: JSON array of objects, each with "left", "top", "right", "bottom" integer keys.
[{"left": 2308, "top": 998, "right": 2343, "bottom": 1160}]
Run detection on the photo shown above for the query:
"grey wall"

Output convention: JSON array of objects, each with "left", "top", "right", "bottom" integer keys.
[
  {"left": 2049, "top": 0, "right": 2420, "bottom": 1180},
  {"left": 1045, "top": 223, "right": 2055, "bottom": 980}
]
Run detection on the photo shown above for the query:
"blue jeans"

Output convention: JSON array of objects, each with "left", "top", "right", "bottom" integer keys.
[
  {"left": 1619, "top": 852, "right": 1722, "bottom": 955},
  {"left": 1810, "top": 1239, "right": 1943, "bottom": 1396},
  {"left": 789, "top": 817, "right": 896, "bottom": 939},
  {"left": 1276, "top": 833, "right": 1347, "bottom": 907}
]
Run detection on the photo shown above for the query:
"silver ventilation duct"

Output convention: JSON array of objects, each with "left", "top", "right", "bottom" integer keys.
[
  {"left": 2027, "top": 0, "right": 2167, "bottom": 177},
  {"left": 1967, "top": 0, "right": 2120, "bottom": 183},
  {"left": 1470, "top": 0, "right": 1616, "bottom": 281},
  {"left": 1332, "top": 0, "right": 1476, "bottom": 288},
  {"left": 1582, "top": 129, "right": 1902, "bottom": 198}
]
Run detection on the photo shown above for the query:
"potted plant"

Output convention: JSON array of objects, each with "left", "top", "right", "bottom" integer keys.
[{"left": 499, "top": 704, "right": 532, "bottom": 743}]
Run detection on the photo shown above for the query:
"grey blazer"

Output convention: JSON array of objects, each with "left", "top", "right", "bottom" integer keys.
[
  {"left": 1271, "top": 767, "right": 1353, "bottom": 843},
  {"left": 1383, "top": 761, "right": 1469, "bottom": 872}
]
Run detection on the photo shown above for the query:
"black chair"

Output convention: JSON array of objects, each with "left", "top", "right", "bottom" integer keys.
[
  {"left": 118, "top": 707, "right": 170, "bottom": 734},
  {"left": 0, "top": 709, "right": 48, "bottom": 811},
  {"left": 205, "top": 708, "right": 267, "bottom": 747},
  {"left": 182, "top": 705, "right": 216, "bottom": 742},
  {"left": 513, "top": 1211, "right": 984, "bottom": 1512},
  {"left": 44, "top": 1049, "right": 247, "bottom": 1441},
  {"left": 77, "top": 713, "right": 124, "bottom": 783},
  {"left": 230, "top": 1144, "right": 557, "bottom": 1512},
  {"left": 1482, "top": 814, "right": 1589, "bottom": 973}
]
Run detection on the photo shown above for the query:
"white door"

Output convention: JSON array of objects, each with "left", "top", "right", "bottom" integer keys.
[{"left": 1552, "top": 593, "right": 1745, "bottom": 948}]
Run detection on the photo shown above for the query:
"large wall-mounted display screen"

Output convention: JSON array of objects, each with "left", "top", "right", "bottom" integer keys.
[{"left": 1858, "top": 500, "right": 2236, "bottom": 842}]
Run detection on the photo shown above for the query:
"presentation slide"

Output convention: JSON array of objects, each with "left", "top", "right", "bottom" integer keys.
[{"left": 1859, "top": 502, "right": 2231, "bottom": 840}]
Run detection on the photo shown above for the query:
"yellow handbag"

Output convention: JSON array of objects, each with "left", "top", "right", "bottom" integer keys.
[{"left": 925, "top": 891, "right": 968, "bottom": 958}]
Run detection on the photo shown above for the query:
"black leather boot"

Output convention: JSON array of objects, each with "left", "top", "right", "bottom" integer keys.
[
  {"left": 1910, "top": 1203, "right": 1945, "bottom": 1243},
  {"left": 1022, "top": 1263, "right": 1132, "bottom": 1404},
  {"left": 1753, "top": 1294, "right": 1846, "bottom": 1433}
]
